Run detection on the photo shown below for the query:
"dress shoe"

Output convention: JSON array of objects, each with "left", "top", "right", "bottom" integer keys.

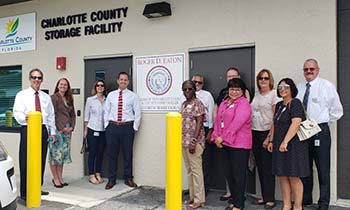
[
  {"left": 124, "top": 179, "right": 138, "bottom": 188},
  {"left": 52, "top": 179, "right": 63, "bottom": 188},
  {"left": 220, "top": 194, "right": 231, "bottom": 201},
  {"left": 41, "top": 191, "right": 49, "bottom": 195},
  {"left": 61, "top": 182, "right": 69, "bottom": 186},
  {"left": 105, "top": 181, "right": 116, "bottom": 190}
]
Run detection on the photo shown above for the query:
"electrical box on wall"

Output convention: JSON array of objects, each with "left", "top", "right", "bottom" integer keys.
[{"left": 56, "top": 57, "right": 66, "bottom": 70}]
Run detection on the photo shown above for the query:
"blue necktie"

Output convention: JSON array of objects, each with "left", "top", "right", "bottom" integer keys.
[{"left": 303, "top": 83, "right": 310, "bottom": 110}]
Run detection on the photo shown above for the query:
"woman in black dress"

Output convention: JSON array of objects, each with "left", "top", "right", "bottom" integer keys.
[{"left": 267, "top": 78, "right": 309, "bottom": 210}]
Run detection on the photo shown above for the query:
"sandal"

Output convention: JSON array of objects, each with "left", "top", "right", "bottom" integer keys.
[
  {"left": 256, "top": 198, "right": 266, "bottom": 205},
  {"left": 188, "top": 202, "right": 204, "bottom": 209},
  {"left": 264, "top": 202, "right": 276, "bottom": 209}
]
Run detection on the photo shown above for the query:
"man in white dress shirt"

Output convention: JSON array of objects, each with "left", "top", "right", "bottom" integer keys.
[
  {"left": 13, "top": 68, "right": 57, "bottom": 200},
  {"left": 297, "top": 59, "right": 343, "bottom": 210},
  {"left": 104, "top": 72, "right": 141, "bottom": 190},
  {"left": 192, "top": 74, "right": 215, "bottom": 195}
]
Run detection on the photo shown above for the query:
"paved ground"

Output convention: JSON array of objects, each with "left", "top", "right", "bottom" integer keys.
[{"left": 15, "top": 178, "right": 350, "bottom": 210}]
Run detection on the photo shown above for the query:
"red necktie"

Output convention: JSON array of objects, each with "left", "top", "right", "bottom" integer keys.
[
  {"left": 117, "top": 90, "right": 123, "bottom": 121},
  {"left": 35, "top": 91, "right": 41, "bottom": 112}
]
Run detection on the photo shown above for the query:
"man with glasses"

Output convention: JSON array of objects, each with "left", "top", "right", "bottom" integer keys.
[
  {"left": 13, "top": 68, "right": 57, "bottom": 201},
  {"left": 297, "top": 59, "right": 343, "bottom": 210},
  {"left": 192, "top": 74, "right": 215, "bottom": 195}
]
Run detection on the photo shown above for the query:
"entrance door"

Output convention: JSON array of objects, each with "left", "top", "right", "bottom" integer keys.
[
  {"left": 84, "top": 56, "right": 132, "bottom": 178},
  {"left": 189, "top": 46, "right": 255, "bottom": 192}
]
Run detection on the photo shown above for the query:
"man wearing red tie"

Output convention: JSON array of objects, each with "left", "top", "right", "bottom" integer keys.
[
  {"left": 13, "top": 68, "right": 57, "bottom": 201},
  {"left": 104, "top": 72, "right": 141, "bottom": 190}
]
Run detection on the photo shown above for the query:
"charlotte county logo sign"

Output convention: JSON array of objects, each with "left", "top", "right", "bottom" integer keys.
[
  {"left": 146, "top": 65, "right": 172, "bottom": 95},
  {"left": 5, "top": 18, "right": 19, "bottom": 38}
]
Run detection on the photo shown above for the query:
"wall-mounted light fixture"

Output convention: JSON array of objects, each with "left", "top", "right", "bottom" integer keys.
[{"left": 143, "top": 2, "right": 171, "bottom": 18}]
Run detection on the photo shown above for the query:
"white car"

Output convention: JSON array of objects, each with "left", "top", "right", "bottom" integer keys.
[{"left": 0, "top": 141, "right": 17, "bottom": 210}]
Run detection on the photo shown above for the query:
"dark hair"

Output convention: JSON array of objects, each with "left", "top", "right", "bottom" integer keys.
[
  {"left": 226, "top": 67, "right": 240, "bottom": 75},
  {"left": 54, "top": 78, "right": 74, "bottom": 105},
  {"left": 182, "top": 80, "right": 196, "bottom": 90},
  {"left": 91, "top": 80, "right": 106, "bottom": 96},
  {"left": 117, "top": 71, "right": 129, "bottom": 80},
  {"left": 227, "top": 78, "right": 247, "bottom": 98},
  {"left": 277, "top": 78, "right": 298, "bottom": 98}
]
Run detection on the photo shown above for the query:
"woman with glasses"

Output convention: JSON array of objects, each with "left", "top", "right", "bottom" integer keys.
[
  {"left": 180, "top": 80, "right": 206, "bottom": 209},
  {"left": 267, "top": 78, "right": 309, "bottom": 210},
  {"left": 49, "top": 78, "right": 76, "bottom": 188},
  {"left": 251, "top": 69, "right": 277, "bottom": 209},
  {"left": 211, "top": 78, "right": 252, "bottom": 210},
  {"left": 84, "top": 80, "right": 106, "bottom": 184}
]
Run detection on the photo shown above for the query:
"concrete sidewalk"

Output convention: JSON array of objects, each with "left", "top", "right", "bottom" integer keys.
[{"left": 16, "top": 178, "right": 350, "bottom": 210}]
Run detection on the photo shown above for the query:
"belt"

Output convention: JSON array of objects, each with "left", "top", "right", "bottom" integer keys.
[{"left": 109, "top": 121, "right": 134, "bottom": 126}]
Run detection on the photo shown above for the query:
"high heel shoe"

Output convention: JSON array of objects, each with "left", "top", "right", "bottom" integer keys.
[
  {"left": 52, "top": 179, "right": 63, "bottom": 188},
  {"left": 95, "top": 173, "right": 104, "bottom": 183}
]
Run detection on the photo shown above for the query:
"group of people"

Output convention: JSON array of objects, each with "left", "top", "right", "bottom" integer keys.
[
  {"left": 12, "top": 58, "right": 343, "bottom": 210},
  {"left": 180, "top": 58, "right": 343, "bottom": 210},
  {"left": 13, "top": 70, "right": 140, "bottom": 202}
]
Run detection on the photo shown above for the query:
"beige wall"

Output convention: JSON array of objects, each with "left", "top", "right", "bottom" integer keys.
[{"left": 0, "top": 0, "right": 339, "bottom": 204}]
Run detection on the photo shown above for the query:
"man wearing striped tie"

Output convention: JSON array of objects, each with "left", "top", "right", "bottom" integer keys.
[
  {"left": 297, "top": 59, "right": 343, "bottom": 210},
  {"left": 104, "top": 72, "right": 141, "bottom": 190}
]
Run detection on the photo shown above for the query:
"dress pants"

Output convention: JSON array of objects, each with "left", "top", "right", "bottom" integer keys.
[
  {"left": 19, "top": 125, "right": 48, "bottom": 197},
  {"left": 201, "top": 127, "right": 214, "bottom": 192},
  {"left": 106, "top": 123, "right": 135, "bottom": 182},
  {"left": 87, "top": 128, "right": 106, "bottom": 175},
  {"left": 302, "top": 123, "right": 331, "bottom": 210},
  {"left": 183, "top": 144, "right": 205, "bottom": 204},
  {"left": 223, "top": 145, "right": 250, "bottom": 209},
  {"left": 252, "top": 130, "right": 275, "bottom": 202}
]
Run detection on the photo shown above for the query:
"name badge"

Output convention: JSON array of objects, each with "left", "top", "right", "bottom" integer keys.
[
  {"left": 314, "top": 139, "right": 320, "bottom": 147},
  {"left": 93, "top": 132, "right": 100, "bottom": 137},
  {"left": 221, "top": 122, "right": 224, "bottom": 128}
]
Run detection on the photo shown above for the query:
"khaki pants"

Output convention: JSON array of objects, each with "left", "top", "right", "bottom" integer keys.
[{"left": 183, "top": 144, "right": 205, "bottom": 204}]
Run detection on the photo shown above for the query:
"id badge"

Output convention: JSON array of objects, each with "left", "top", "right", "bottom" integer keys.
[
  {"left": 93, "top": 132, "right": 100, "bottom": 137},
  {"left": 221, "top": 121, "right": 224, "bottom": 128},
  {"left": 314, "top": 139, "right": 320, "bottom": 147}
]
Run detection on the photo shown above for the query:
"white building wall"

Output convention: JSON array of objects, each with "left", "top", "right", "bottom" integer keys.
[{"left": 0, "top": 0, "right": 338, "bottom": 204}]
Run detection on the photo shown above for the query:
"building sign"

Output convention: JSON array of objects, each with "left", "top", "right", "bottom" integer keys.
[
  {"left": 0, "top": 13, "right": 36, "bottom": 54},
  {"left": 40, "top": 7, "right": 128, "bottom": 40},
  {"left": 136, "top": 54, "right": 185, "bottom": 112}
]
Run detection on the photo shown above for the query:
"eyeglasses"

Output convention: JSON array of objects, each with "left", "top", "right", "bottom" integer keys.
[
  {"left": 192, "top": 80, "right": 203, "bottom": 85},
  {"left": 96, "top": 84, "right": 104, "bottom": 87},
  {"left": 277, "top": 85, "right": 290, "bottom": 90},
  {"left": 30, "top": 76, "right": 42, "bottom": 80},
  {"left": 303, "top": 67, "right": 316, "bottom": 72},
  {"left": 258, "top": 77, "right": 269, "bottom": 81},
  {"left": 182, "top": 88, "right": 194, "bottom": 92}
]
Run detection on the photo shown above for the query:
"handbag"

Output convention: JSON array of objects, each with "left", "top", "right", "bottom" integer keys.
[
  {"left": 296, "top": 104, "right": 322, "bottom": 141},
  {"left": 80, "top": 137, "right": 88, "bottom": 154}
]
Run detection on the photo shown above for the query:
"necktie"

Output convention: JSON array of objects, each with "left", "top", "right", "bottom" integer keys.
[
  {"left": 303, "top": 83, "right": 310, "bottom": 110},
  {"left": 35, "top": 91, "right": 41, "bottom": 112},
  {"left": 117, "top": 90, "right": 123, "bottom": 121}
]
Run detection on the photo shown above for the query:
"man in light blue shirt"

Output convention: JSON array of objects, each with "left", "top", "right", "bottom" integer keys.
[{"left": 297, "top": 59, "right": 343, "bottom": 210}]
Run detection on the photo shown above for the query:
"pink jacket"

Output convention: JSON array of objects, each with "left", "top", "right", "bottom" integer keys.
[{"left": 211, "top": 96, "right": 252, "bottom": 149}]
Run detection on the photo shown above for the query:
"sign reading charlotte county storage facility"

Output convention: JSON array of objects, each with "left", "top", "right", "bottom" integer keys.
[
  {"left": 136, "top": 54, "right": 185, "bottom": 112},
  {"left": 40, "top": 7, "right": 128, "bottom": 40},
  {"left": 0, "top": 13, "right": 35, "bottom": 54}
]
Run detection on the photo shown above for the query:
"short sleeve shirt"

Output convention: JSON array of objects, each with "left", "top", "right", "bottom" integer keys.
[{"left": 180, "top": 98, "right": 206, "bottom": 148}]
